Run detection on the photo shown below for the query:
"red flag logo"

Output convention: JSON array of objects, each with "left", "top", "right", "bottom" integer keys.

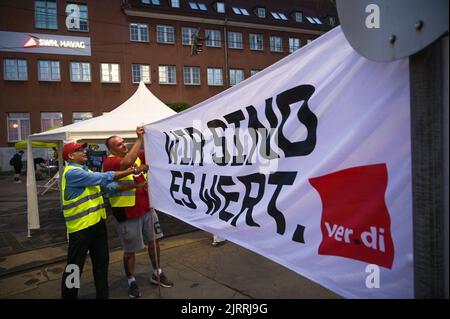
[
  {"left": 309, "top": 164, "right": 394, "bottom": 269},
  {"left": 24, "top": 37, "right": 38, "bottom": 48}
]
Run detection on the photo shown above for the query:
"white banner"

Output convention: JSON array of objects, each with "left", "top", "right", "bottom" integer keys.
[{"left": 144, "top": 26, "right": 413, "bottom": 298}]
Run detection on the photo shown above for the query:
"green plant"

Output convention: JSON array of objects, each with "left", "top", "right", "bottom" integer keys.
[{"left": 166, "top": 102, "right": 191, "bottom": 113}]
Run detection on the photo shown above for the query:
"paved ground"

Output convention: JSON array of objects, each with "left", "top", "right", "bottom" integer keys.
[
  {"left": 0, "top": 231, "right": 340, "bottom": 300},
  {"left": 0, "top": 172, "right": 341, "bottom": 302}
]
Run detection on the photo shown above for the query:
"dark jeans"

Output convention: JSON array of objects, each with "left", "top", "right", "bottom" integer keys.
[
  {"left": 13, "top": 165, "right": 22, "bottom": 174},
  {"left": 61, "top": 218, "right": 109, "bottom": 299}
]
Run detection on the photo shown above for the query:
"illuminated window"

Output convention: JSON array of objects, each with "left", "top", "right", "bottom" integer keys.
[
  {"left": 207, "top": 68, "right": 223, "bottom": 86},
  {"left": 159, "top": 65, "right": 176, "bottom": 84},
  {"left": 100, "top": 63, "right": 120, "bottom": 83},
  {"left": 7, "top": 113, "right": 30, "bottom": 142}
]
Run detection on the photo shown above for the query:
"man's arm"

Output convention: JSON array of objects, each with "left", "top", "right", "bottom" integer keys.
[
  {"left": 119, "top": 126, "right": 145, "bottom": 170},
  {"left": 103, "top": 181, "right": 146, "bottom": 195},
  {"left": 66, "top": 165, "right": 148, "bottom": 188},
  {"left": 114, "top": 164, "right": 148, "bottom": 179}
]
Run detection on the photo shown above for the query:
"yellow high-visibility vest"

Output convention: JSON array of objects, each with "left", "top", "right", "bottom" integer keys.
[
  {"left": 62, "top": 165, "right": 106, "bottom": 234},
  {"left": 108, "top": 156, "right": 143, "bottom": 208}
]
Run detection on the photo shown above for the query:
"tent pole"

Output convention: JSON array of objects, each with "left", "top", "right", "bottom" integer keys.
[
  {"left": 26, "top": 138, "right": 40, "bottom": 237},
  {"left": 58, "top": 140, "right": 64, "bottom": 212}
]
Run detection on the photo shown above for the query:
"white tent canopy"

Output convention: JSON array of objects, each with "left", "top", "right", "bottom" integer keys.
[
  {"left": 26, "top": 82, "right": 177, "bottom": 234},
  {"left": 29, "top": 82, "right": 177, "bottom": 142}
]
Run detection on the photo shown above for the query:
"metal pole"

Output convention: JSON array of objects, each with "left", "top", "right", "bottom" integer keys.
[
  {"left": 410, "top": 36, "right": 447, "bottom": 298},
  {"left": 442, "top": 35, "right": 449, "bottom": 299},
  {"left": 223, "top": 18, "right": 229, "bottom": 89}
]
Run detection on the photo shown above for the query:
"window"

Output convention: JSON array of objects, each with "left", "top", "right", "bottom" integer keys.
[
  {"left": 255, "top": 8, "right": 266, "bottom": 18},
  {"left": 182, "top": 27, "right": 199, "bottom": 45},
  {"left": 232, "top": 7, "right": 249, "bottom": 15},
  {"left": 132, "top": 64, "right": 151, "bottom": 84},
  {"left": 229, "top": 69, "right": 244, "bottom": 86},
  {"left": 35, "top": 0, "right": 57, "bottom": 29},
  {"left": 184, "top": 66, "right": 200, "bottom": 85},
  {"left": 292, "top": 11, "right": 303, "bottom": 23},
  {"left": 170, "top": 0, "right": 180, "bottom": 8},
  {"left": 205, "top": 29, "right": 221, "bottom": 47},
  {"left": 67, "top": 3, "right": 89, "bottom": 31},
  {"left": 130, "top": 23, "right": 149, "bottom": 42},
  {"left": 73, "top": 112, "right": 93, "bottom": 123},
  {"left": 215, "top": 2, "right": 225, "bottom": 13},
  {"left": 250, "top": 69, "right": 260, "bottom": 76},
  {"left": 271, "top": 12, "right": 288, "bottom": 20},
  {"left": 189, "top": 2, "right": 206, "bottom": 10},
  {"left": 207, "top": 68, "right": 223, "bottom": 86},
  {"left": 159, "top": 65, "right": 176, "bottom": 84},
  {"left": 70, "top": 62, "right": 91, "bottom": 82},
  {"left": 3, "top": 59, "right": 28, "bottom": 81},
  {"left": 7, "top": 113, "right": 30, "bottom": 142},
  {"left": 142, "top": 0, "right": 160, "bottom": 4},
  {"left": 100, "top": 63, "right": 120, "bottom": 83},
  {"left": 38, "top": 60, "right": 60, "bottom": 81},
  {"left": 289, "top": 38, "right": 301, "bottom": 53},
  {"left": 249, "top": 34, "right": 263, "bottom": 51},
  {"left": 41, "top": 112, "right": 62, "bottom": 131},
  {"left": 228, "top": 32, "right": 243, "bottom": 49},
  {"left": 306, "top": 16, "right": 323, "bottom": 24},
  {"left": 328, "top": 16, "right": 336, "bottom": 26},
  {"left": 156, "top": 25, "right": 175, "bottom": 43},
  {"left": 307, "top": 39, "right": 313, "bottom": 44},
  {"left": 270, "top": 36, "right": 283, "bottom": 52}
]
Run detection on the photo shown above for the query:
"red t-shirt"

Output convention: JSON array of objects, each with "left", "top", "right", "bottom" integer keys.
[{"left": 102, "top": 151, "right": 150, "bottom": 220}]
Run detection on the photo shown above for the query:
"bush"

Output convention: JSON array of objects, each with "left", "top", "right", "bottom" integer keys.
[{"left": 166, "top": 102, "right": 191, "bottom": 113}]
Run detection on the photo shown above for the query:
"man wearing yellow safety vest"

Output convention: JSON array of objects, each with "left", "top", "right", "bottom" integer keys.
[
  {"left": 61, "top": 141, "right": 148, "bottom": 299},
  {"left": 103, "top": 126, "right": 173, "bottom": 299}
]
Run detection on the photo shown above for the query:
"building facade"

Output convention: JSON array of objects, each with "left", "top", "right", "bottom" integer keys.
[{"left": 0, "top": 0, "right": 337, "bottom": 168}]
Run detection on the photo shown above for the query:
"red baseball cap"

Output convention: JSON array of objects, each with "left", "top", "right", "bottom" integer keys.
[{"left": 62, "top": 142, "right": 87, "bottom": 160}]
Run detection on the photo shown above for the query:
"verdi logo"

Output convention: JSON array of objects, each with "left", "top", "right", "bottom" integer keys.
[{"left": 309, "top": 164, "right": 395, "bottom": 269}]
